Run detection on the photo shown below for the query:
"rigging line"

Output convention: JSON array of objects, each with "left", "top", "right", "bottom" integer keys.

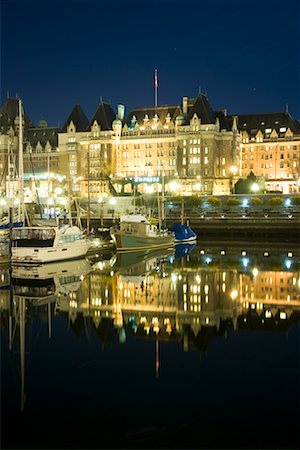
[
  {"left": 0, "top": 157, "right": 8, "bottom": 187},
  {"left": 29, "top": 151, "right": 43, "bottom": 218}
]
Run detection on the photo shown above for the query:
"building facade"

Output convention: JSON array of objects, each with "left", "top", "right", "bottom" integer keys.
[{"left": 1, "top": 94, "right": 300, "bottom": 205}]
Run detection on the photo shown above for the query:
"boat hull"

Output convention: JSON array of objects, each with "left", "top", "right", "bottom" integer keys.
[
  {"left": 112, "top": 231, "right": 175, "bottom": 252},
  {"left": 11, "top": 240, "right": 92, "bottom": 264}
]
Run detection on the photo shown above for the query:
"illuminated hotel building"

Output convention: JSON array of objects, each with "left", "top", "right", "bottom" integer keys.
[{"left": 1, "top": 95, "right": 300, "bottom": 198}]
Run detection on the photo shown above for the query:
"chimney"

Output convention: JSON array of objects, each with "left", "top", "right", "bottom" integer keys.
[
  {"left": 117, "top": 104, "right": 125, "bottom": 121},
  {"left": 182, "top": 97, "right": 188, "bottom": 115}
]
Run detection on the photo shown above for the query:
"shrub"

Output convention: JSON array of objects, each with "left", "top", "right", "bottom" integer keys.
[
  {"left": 207, "top": 197, "right": 222, "bottom": 207},
  {"left": 291, "top": 196, "right": 300, "bottom": 206},
  {"left": 249, "top": 197, "right": 262, "bottom": 206},
  {"left": 169, "top": 195, "right": 183, "bottom": 203},
  {"left": 267, "top": 197, "right": 283, "bottom": 206},
  {"left": 186, "top": 196, "right": 203, "bottom": 207},
  {"left": 226, "top": 197, "right": 240, "bottom": 206}
]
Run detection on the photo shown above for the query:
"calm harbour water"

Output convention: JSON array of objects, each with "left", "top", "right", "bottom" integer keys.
[{"left": 1, "top": 241, "right": 300, "bottom": 449}]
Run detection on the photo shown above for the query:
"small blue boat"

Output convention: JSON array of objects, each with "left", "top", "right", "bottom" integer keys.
[
  {"left": 169, "top": 224, "right": 197, "bottom": 243},
  {"left": 0, "top": 221, "right": 23, "bottom": 230}
]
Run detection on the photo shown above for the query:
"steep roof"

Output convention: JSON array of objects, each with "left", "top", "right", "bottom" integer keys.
[
  {"left": 0, "top": 98, "right": 34, "bottom": 135},
  {"left": 27, "top": 127, "right": 60, "bottom": 148},
  {"left": 186, "top": 94, "right": 215, "bottom": 124},
  {"left": 89, "top": 102, "right": 116, "bottom": 131},
  {"left": 233, "top": 111, "right": 300, "bottom": 135},
  {"left": 62, "top": 104, "right": 89, "bottom": 132},
  {"left": 125, "top": 105, "right": 182, "bottom": 126}
]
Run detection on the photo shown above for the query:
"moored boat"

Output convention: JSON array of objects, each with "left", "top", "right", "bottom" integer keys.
[
  {"left": 169, "top": 223, "right": 197, "bottom": 243},
  {"left": 11, "top": 225, "right": 92, "bottom": 264},
  {"left": 110, "top": 214, "right": 175, "bottom": 252}
]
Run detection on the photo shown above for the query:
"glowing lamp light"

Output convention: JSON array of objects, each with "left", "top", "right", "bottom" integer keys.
[
  {"left": 169, "top": 181, "right": 179, "bottom": 192},
  {"left": 252, "top": 267, "right": 259, "bottom": 277},
  {"left": 230, "top": 165, "right": 238, "bottom": 175},
  {"left": 251, "top": 183, "right": 260, "bottom": 192},
  {"left": 285, "top": 198, "right": 291, "bottom": 207},
  {"left": 145, "top": 185, "right": 154, "bottom": 194},
  {"left": 205, "top": 257, "right": 212, "bottom": 264},
  {"left": 54, "top": 187, "right": 63, "bottom": 195},
  {"left": 242, "top": 199, "right": 248, "bottom": 207},
  {"left": 0, "top": 198, "right": 6, "bottom": 206},
  {"left": 109, "top": 197, "right": 116, "bottom": 206}
]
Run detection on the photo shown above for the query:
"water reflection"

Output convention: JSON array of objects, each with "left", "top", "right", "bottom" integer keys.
[{"left": 1, "top": 241, "right": 300, "bottom": 413}]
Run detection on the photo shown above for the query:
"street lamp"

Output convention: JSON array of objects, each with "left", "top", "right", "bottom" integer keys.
[
  {"left": 109, "top": 197, "right": 117, "bottom": 222},
  {"left": 229, "top": 165, "right": 238, "bottom": 194}
]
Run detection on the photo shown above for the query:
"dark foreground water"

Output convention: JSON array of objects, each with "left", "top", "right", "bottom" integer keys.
[{"left": 1, "top": 241, "right": 300, "bottom": 449}]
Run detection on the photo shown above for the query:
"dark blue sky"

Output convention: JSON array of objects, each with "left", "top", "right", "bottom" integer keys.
[{"left": 1, "top": 0, "right": 299, "bottom": 126}]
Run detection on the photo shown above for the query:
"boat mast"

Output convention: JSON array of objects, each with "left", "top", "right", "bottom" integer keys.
[{"left": 18, "top": 99, "right": 25, "bottom": 224}]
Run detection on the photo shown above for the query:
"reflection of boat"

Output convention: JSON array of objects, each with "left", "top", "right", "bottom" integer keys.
[
  {"left": 110, "top": 214, "right": 175, "bottom": 252},
  {"left": 11, "top": 258, "right": 91, "bottom": 304},
  {"left": 11, "top": 225, "right": 92, "bottom": 264},
  {"left": 175, "top": 242, "right": 197, "bottom": 258},
  {"left": 169, "top": 224, "right": 197, "bottom": 243},
  {"left": 113, "top": 248, "right": 174, "bottom": 278}
]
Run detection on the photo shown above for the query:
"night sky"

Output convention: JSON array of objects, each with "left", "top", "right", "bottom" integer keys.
[{"left": 1, "top": 0, "right": 299, "bottom": 127}]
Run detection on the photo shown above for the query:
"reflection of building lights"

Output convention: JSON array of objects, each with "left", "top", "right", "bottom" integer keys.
[
  {"left": 242, "top": 257, "right": 249, "bottom": 268},
  {"left": 252, "top": 267, "right": 259, "bottom": 277},
  {"left": 230, "top": 289, "right": 238, "bottom": 300},
  {"left": 171, "top": 273, "right": 177, "bottom": 282},
  {"left": 285, "top": 259, "right": 292, "bottom": 269}
]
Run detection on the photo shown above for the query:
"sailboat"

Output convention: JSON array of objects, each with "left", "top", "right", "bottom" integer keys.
[{"left": 11, "top": 99, "right": 93, "bottom": 264}]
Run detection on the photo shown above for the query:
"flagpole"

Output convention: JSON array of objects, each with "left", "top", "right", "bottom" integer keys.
[{"left": 154, "top": 69, "right": 158, "bottom": 107}]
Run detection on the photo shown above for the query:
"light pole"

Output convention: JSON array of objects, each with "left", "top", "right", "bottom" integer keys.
[{"left": 229, "top": 165, "right": 238, "bottom": 194}]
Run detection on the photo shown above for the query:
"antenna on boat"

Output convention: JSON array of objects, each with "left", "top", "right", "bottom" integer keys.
[{"left": 18, "top": 99, "right": 25, "bottom": 225}]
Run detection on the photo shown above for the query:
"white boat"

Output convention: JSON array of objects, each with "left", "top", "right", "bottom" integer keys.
[
  {"left": 110, "top": 214, "right": 175, "bottom": 252},
  {"left": 11, "top": 225, "right": 92, "bottom": 264}
]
